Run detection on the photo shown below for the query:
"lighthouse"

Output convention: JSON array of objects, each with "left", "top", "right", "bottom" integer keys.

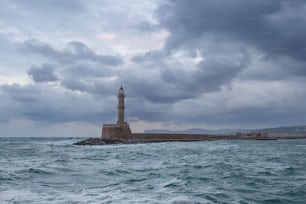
[
  {"left": 102, "top": 86, "right": 131, "bottom": 141},
  {"left": 117, "top": 86, "right": 125, "bottom": 124}
]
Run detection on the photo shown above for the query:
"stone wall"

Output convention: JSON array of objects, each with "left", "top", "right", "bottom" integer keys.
[
  {"left": 101, "top": 125, "right": 269, "bottom": 143},
  {"left": 102, "top": 123, "right": 131, "bottom": 141},
  {"left": 130, "top": 133, "right": 237, "bottom": 142},
  {"left": 130, "top": 132, "right": 268, "bottom": 142}
]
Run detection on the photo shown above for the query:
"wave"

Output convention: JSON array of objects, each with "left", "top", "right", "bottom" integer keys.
[{"left": 1, "top": 137, "right": 306, "bottom": 203}]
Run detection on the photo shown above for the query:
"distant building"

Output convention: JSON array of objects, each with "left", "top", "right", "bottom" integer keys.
[{"left": 235, "top": 132, "right": 268, "bottom": 138}]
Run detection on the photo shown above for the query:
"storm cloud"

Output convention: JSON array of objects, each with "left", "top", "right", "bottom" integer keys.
[
  {"left": 0, "top": 83, "right": 116, "bottom": 123},
  {"left": 1, "top": 0, "right": 306, "bottom": 136},
  {"left": 157, "top": 0, "right": 306, "bottom": 61},
  {"left": 21, "top": 40, "right": 124, "bottom": 96},
  {"left": 21, "top": 40, "right": 124, "bottom": 66},
  {"left": 27, "top": 64, "right": 58, "bottom": 83}
]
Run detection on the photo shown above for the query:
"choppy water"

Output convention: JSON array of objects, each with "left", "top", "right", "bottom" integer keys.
[{"left": 0, "top": 138, "right": 306, "bottom": 204}]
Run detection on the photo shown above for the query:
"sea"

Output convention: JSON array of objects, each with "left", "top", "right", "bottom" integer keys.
[{"left": 0, "top": 137, "right": 306, "bottom": 204}]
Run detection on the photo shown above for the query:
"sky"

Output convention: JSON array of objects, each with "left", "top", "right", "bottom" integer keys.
[{"left": 1, "top": 0, "right": 306, "bottom": 137}]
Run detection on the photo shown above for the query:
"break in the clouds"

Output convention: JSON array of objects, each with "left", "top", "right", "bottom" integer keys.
[{"left": 0, "top": 0, "right": 306, "bottom": 136}]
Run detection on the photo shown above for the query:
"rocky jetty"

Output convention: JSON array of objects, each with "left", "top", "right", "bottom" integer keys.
[{"left": 73, "top": 138, "right": 123, "bottom": 145}]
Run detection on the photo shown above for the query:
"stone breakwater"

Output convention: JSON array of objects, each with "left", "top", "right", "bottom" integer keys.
[
  {"left": 73, "top": 134, "right": 306, "bottom": 145},
  {"left": 74, "top": 134, "right": 237, "bottom": 145},
  {"left": 83, "top": 87, "right": 306, "bottom": 146}
]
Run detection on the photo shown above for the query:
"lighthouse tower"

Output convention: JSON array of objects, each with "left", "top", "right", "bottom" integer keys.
[
  {"left": 102, "top": 86, "right": 131, "bottom": 141},
  {"left": 117, "top": 86, "right": 125, "bottom": 124}
]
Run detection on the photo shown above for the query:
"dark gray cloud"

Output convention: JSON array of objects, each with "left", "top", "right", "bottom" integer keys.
[
  {"left": 131, "top": 50, "right": 167, "bottom": 63},
  {"left": 60, "top": 77, "right": 118, "bottom": 97},
  {"left": 129, "top": 43, "right": 250, "bottom": 104},
  {"left": 27, "top": 64, "right": 58, "bottom": 83},
  {"left": 128, "top": 0, "right": 306, "bottom": 106},
  {"left": 0, "top": 83, "right": 116, "bottom": 123},
  {"left": 157, "top": 0, "right": 306, "bottom": 62},
  {"left": 135, "top": 21, "right": 161, "bottom": 32},
  {"left": 239, "top": 56, "right": 306, "bottom": 80},
  {"left": 173, "top": 97, "right": 306, "bottom": 128},
  {"left": 20, "top": 40, "right": 123, "bottom": 96},
  {"left": 20, "top": 40, "right": 123, "bottom": 66},
  {"left": 161, "top": 57, "right": 248, "bottom": 94},
  {"left": 1, "top": 0, "right": 306, "bottom": 132},
  {"left": 62, "top": 63, "right": 116, "bottom": 78},
  {"left": 1, "top": 84, "right": 41, "bottom": 103},
  {"left": 122, "top": 58, "right": 246, "bottom": 103}
]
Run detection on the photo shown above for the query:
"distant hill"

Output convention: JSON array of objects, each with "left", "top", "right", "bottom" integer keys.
[
  {"left": 251, "top": 125, "right": 306, "bottom": 136},
  {"left": 144, "top": 125, "right": 306, "bottom": 136}
]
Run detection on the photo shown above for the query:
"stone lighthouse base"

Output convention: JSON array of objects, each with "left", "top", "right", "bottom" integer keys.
[{"left": 102, "top": 123, "right": 131, "bottom": 141}]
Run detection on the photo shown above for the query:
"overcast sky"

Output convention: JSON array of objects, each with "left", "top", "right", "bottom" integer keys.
[{"left": 1, "top": 0, "right": 306, "bottom": 137}]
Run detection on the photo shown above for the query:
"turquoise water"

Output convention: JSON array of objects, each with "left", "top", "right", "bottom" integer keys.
[{"left": 0, "top": 138, "right": 306, "bottom": 203}]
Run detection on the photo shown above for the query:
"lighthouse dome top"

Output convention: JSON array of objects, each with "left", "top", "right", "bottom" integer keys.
[
  {"left": 118, "top": 86, "right": 124, "bottom": 96},
  {"left": 119, "top": 86, "right": 124, "bottom": 93}
]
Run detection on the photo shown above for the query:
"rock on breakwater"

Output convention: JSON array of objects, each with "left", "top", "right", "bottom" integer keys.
[{"left": 73, "top": 138, "right": 123, "bottom": 145}]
